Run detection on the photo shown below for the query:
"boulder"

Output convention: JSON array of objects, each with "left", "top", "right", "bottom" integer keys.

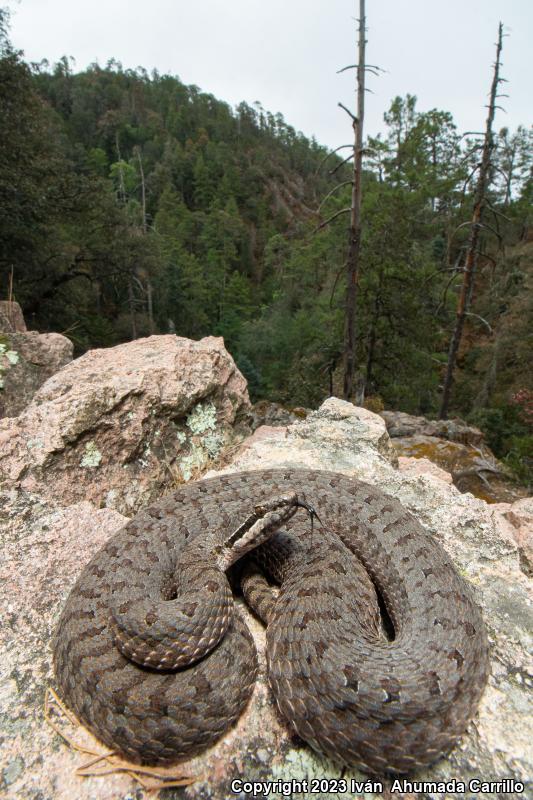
[
  {"left": 0, "top": 302, "right": 73, "bottom": 418},
  {"left": 0, "top": 331, "right": 73, "bottom": 418},
  {"left": 398, "top": 454, "right": 454, "bottom": 485},
  {"left": 250, "top": 400, "right": 310, "bottom": 429},
  {"left": 381, "top": 412, "right": 527, "bottom": 504},
  {"left": 1, "top": 397, "right": 530, "bottom": 799},
  {"left": 223, "top": 398, "right": 398, "bottom": 481},
  {"left": 0, "top": 301, "right": 27, "bottom": 332},
  {"left": 381, "top": 410, "right": 485, "bottom": 446},
  {"left": 0, "top": 335, "right": 250, "bottom": 513},
  {"left": 490, "top": 497, "right": 533, "bottom": 577}
]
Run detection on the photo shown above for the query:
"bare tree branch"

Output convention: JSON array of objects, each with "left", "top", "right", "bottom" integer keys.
[
  {"left": 452, "top": 220, "right": 481, "bottom": 237},
  {"left": 458, "top": 131, "right": 485, "bottom": 139},
  {"left": 485, "top": 197, "right": 511, "bottom": 222},
  {"left": 436, "top": 269, "right": 465, "bottom": 315},
  {"left": 313, "top": 207, "right": 351, "bottom": 233},
  {"left": 480, "top": 221, "right": 503, "bottom": 245},
  {"left": 329, "top": 153, "right": 354, "bottom": 176},
  {"left": 464, "top": 312, "right": 493, "bottom": 334},
  {"left": 329, "top": 260, "right": 348, "bottom": 307},
  {"left": 315, "top": 144, "right": 354, "bottom": 174},
  {"left": 337, "top": 102, "right": 358, "bottom": 123},
  {"left": 318, "top": 181, "right": 354, "bottom": 211}
]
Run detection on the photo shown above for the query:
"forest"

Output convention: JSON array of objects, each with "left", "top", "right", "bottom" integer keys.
[{"left": 0, "top": 7, "right": 531, "bottom": 485}]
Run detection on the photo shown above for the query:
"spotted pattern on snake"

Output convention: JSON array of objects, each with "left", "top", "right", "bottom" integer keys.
[{"left": 53, "top": 468, "right": 490, "bottom": 774}]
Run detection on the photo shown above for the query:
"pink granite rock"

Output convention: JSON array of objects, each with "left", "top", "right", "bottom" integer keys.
[
  {"left": 0, "top": 301, "right": 27, "bottom": 332},
  {"left": 0, "top": 399, "right": 531, "bottom": 799},
  {"left": 0, "top": 335, "right": 250, "bottom": 513},
  {"left": 491, "top": 497, "right": 533, "bottom": 576},
  {"left": 0, "top": 331, "right": 73, "bottom": 418},
  {"left": 397, "top": 455, "right": 454, "bottom": 485}
]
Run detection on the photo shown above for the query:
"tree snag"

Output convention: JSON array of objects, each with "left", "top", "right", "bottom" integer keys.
[
  {"left": 439, "top": 22, "right": 505, "bottom": 419},
  {"left": 343, "top": 0, "right": 366, "bottom": 400}
]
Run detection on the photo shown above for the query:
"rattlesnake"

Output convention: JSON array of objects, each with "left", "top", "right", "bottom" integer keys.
[{"left": 53, "top": 469, "right": 490, "bottom": 774}]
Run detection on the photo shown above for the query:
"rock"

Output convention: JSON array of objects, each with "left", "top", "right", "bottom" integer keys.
[
  {"left": 397, "top": 455, "right": 454, "bottom": 485},
  {"left": 381, "top": 410, "right": 485, "bottom": 446},
  {"left": 0, "top": 331, "right": 73, "bottom": 418},
  {"left": 0, "top": 301, "right": 27, "bottom": 332},
  {"left": 0, "top": 300, "right": 73, "bottom": 418},
  {"left": 216, "top": 398, "right": 398, "bottom": 484},
  {"left": 392, "top": 433, "right": 527, "bottom": 504},
  {"left": 250, "top": 400, "right": 310, "bottom": 429},
  {"left": 1, "top": 397, "right": 531, "bottom": 799},
  {"left": 0, "top": 490, "right": 129, "bottom": 800},
  {"left": 381, "top": 412, "right": 527, "bottom": 504},
  {"left": 0, "top": 335, "right": 250, "bottom": 514},
  {"left": 491, "top": 497, "right": 533, "bottom": 577}
]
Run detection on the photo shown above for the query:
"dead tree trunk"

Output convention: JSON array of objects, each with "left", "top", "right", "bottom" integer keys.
[
  {"left": 128, "top": 278, "right": 137, "bottom": 340},
  {"left": 134, "top": 145, "right": 155, "bottom": 334},
  {"left": 343, "top": 0, "right": 366, "bottom": 400},
  {"left": 364, "top": 286, "right": 381, "bottom": 392},
  {"left": 115, "top": 132, "right": 126, "bottom": 204},
  {"left": 135, "top": 145, "right": 147, "bottom": 234},
  {"left": 146, "top": 280, "right": 154, "bottom": 335},
  {"left": 439, "top": 22, "right": 504, "bottom": 420}
]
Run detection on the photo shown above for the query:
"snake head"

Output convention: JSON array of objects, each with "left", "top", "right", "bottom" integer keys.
[{"left": 219, "top": 492, "right": 315, "bottom": 569}]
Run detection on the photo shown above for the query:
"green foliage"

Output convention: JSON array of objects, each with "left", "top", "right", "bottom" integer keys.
[
  {"left": 503, "top": 435, "right": 533, "bottom": 489},
  {"left": 86, "top": 147, "right": 108, "bottom": 175},
  {"left": 1, "top": 22, "right": 334, "bottom": 351},
  {"left": 469, "top": 404, "right": 532, "bottom": 488},
  {"left": 109, "top": 160, "right": 137, "bottom": 195},
  {"left": 0, "top": 33, "right": 65, "bottom": 275},
  {"left": 234, "top": 353, "right": 262, "bottom": 400},
  {"left": 469, "top": 404, "right": 527, "bottom": 456},
  {"left": 0, "top": 13, "right": 531, "bottom": 484}
]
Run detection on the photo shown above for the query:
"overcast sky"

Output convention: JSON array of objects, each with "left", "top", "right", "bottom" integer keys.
[{"left": 5, "top": 0, "right": 532, "bottom": 149}]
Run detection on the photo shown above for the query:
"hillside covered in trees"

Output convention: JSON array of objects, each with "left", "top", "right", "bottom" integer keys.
[{"left": 0, "top": 8, "right": 531, "bottom": 484}]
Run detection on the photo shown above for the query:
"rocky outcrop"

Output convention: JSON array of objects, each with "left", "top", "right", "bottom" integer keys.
[
  {"left": 0, "top": 335, "right": 250, "bottom": 513},
  {"left": 0, "top": 303, "right": 73, "bottom": 418},
  {"left": 250, "top": 399, "right": 309, "bottom": 429},
  {"left": 381, "top": 409, "right": 526, "bottom": 504},
  {"left": 0, "top": 331, "right": 73, "bottom": 418},
  {"left": 381, "top": 410, "right": 485, "bottom": 446},
  {"left": 1, "top": 394, "right": 531, "bottom": 800},
  {"left": 491, "top": 497, "right": 533, "bottom": 577}
]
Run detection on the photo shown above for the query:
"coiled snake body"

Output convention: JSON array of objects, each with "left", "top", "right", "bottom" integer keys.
[{"left": 53, "top": 469, "right": 489, "bottom": 774}]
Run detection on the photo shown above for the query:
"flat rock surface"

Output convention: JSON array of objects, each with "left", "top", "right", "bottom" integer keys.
[{"left": 1, "top": 397, "right": 531, "bottom": 800}]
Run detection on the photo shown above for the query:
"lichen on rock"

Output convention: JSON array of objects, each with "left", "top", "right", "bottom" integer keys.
[
  {"left": 0, "top": 304, "right": 73, "bottom": 416},
  {"left": 186, "top": 401, "right": 218, "bottom": 434},
  {"left": 0, "top": 335, "right": 250, "bottom": 512},
  {"left": 0, "top": 342, "right": 20, "bottom": 389},
  {"left": 0, "top": 349, "right": 530, "bottom": 799},
  {"left": 79, "top": 441, "right": 102, "bottom": 468}
]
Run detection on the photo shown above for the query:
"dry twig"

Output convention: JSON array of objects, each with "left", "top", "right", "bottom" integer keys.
[{"left": 44, "top": 687, "right": 197, "bottom": 792}]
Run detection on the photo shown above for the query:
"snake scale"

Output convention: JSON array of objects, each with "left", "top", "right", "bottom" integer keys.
[{"left": 53, "top": 469, "right": 490, "bottom": 774}]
